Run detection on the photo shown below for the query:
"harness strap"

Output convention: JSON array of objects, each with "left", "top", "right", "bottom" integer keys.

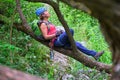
[
  {"left": 38, "top": 20, "right": 58, "bottom": 59},
  {"left": 37, "top": 20, "right": 50, "bottom": 33},
  {"left": 49, "top": 37, "right": 57, "bottom": 60},
  {"left": 38, "top": 20, "right": 56, "bottom": 47},
  {"left": 49, "top": 37, "right": 57, "bottom": 48}
]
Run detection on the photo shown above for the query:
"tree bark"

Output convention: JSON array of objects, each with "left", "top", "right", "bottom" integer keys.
[{"left": 0, "top": 65, "right": 44, "bottom": 80}]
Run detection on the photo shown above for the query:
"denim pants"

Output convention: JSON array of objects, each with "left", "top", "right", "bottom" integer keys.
[{"left": 54, "top": 29, "right": 97, "bottom": 57}]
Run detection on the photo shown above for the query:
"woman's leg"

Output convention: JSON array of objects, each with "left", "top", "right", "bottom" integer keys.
[
  {"left": 76, "top": 41, "right": 97, "bottom": 56},
  {"left": 54, "top": 29, "right": 74, "bottom": 47}
]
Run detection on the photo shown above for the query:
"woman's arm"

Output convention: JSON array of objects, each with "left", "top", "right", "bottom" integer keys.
[{"left": 40, "top": 23, "right": 56, "bottom": 40}]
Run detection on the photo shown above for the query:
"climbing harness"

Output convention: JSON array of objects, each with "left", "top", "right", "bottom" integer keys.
[{"left": 37, "top": 20, "right": 56, "bottom": 60}]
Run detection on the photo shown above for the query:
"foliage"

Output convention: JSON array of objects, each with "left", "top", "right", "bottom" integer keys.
[{"left": 0, "top": 0, "right": 15, "bottom": 17}]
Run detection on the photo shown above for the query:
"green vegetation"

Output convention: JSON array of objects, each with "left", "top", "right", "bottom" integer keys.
[{"left": 0, "top": 0, "right": 111, "bottom": 79}]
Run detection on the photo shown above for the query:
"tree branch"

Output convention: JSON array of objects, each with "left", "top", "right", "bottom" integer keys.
[
  {"left": 16, "top": 0, "right": 35, "bottom": 36},
  {"left": 13, "top": 22, "right": 112, "bottom": 74},
  {"left": 59, "top": 0, "right": 92, "bottom": 13},
  {"left": 49, "top": 1, "right": 78, "bottom": 53}
]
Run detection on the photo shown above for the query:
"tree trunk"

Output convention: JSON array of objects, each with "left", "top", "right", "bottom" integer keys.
[{"left": 0, "top": 65, "right": 44, "bottom": 80}]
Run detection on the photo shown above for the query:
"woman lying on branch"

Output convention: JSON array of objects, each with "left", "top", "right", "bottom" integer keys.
[{"left": 35, "top": 7, "right": 104, "bottom": 60}]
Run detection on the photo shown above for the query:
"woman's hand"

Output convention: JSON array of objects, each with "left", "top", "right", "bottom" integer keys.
[{"left": 56, "top": 29, "right": 63, "bottom": 37}]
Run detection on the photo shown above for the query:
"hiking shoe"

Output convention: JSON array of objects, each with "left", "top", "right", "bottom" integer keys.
[{"left": 94, "top": 51, "right": 104, "bottom": 60}]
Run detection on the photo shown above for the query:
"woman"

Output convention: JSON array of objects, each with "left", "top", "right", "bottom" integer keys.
[{"left": 35, "top": 7, "right": 104, "bottom": 60}]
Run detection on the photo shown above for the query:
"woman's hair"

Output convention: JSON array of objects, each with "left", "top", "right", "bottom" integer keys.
[
  {"left": 40, "top": 15, "right": 43, "bottom": 20},
  {"left": 40, "top": 13, "right": 45, "bottom": 20}
]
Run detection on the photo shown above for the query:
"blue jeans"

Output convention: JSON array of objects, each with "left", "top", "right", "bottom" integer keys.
[{"left": 54, "top": 29, "right": 97, "bottom": 56}]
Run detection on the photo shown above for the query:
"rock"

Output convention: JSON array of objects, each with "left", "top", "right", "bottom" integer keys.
[{"left": 62, "top": 74, "right": 75, "bottom": 80}]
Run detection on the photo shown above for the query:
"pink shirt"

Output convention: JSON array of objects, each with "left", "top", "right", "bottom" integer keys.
[{"left": 47, "top": 24, "right": 56, "bottom": 35}]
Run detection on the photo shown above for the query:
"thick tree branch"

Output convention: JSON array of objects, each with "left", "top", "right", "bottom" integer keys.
[
  {"left": 15, "top": 0, "right": 112, "bottom": 74},
  {"left": 14, "top": 22, "right": 112, "bottom": 74},
  {"left": 58, "top": 0, "right": 91, "bottom": 13},
  {"left": 16, "top": 0, "right": 34, "bottom": 36},
  {"left": 49, "top": 2, "right": 78, "bottom": 53},
  {"left": 0, "top": 65, "right": 44, "bottom": 80}
]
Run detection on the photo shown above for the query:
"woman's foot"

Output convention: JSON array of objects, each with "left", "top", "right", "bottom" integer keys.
[{"left": 94, "top": 51, "right": 104, "bottom": 60}]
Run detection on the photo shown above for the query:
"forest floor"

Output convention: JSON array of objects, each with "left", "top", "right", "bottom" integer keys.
[
  {"left": 52, "top": 51, "right": 73, "bottom": 80},
  {"left": 51, "top": 51, "right": 109, "bottom": 80}
]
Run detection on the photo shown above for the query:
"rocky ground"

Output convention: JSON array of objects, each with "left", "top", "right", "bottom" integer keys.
[{"left": 51, "top": 51, "right": 109, "bottom": 80}]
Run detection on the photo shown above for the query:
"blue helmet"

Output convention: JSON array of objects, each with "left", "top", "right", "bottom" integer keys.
[{"left": 35, "top": 7, "right": 46, "bottom": 16}]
